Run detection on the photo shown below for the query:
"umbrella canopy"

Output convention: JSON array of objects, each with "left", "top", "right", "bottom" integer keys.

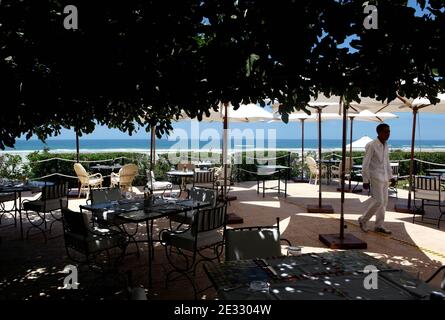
[
  {"left": 180, "top": 103, "right": 274, "bottom": 122},
  {"left": 355, "top": 93, "right": 445, "bottom": 113},
  {"left": 346, "top": 136, "right": 373, "bottom": 149},
  {"left": 180, "top": 103, "right": 274, "bottom": 197},
  {"left": 353, "top": 93, "right": 445, "bottom": 211}
]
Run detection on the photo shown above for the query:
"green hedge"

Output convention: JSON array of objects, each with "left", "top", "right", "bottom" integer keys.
[
  {"left": 26, "top": 150, "right": 151, "bottom": 188},
  {"left": 0, "top": 154, "right": 30, "bottom": 180},
  {"left": 2, "top": 150, "right": 444, "bottom": 188}
]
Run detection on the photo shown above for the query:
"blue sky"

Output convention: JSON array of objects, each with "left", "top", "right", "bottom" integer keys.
[{"left": 28, "top": 112, "right": 445, "bottom": 142}]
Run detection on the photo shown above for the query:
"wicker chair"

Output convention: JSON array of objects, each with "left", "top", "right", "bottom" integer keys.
[
  {"left": 110, "top": 163, "right": 139, "bottom": 192},
  {"left": 306, "top": 156, "right": 326, "bottom": 185},
  {"left": 73, "top": 163, "right": 103, "bottom": 199}
]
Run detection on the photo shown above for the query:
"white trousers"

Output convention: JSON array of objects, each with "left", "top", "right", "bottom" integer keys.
[{"left": 361, "top": 179, "right": 389, "bottom": 228}]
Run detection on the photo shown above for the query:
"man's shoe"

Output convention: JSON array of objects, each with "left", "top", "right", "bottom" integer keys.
[
  {"left": 358, "top": 217, "right": 368, "bottom": 232},
  {"left": 374, "top": 227, "right": 392, "bottom": 235}
]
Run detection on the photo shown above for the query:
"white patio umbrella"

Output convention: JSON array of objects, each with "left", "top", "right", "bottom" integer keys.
[
  {"left": 274, "top": 95, "right": 344, "bottom": 213},
  {"left": 272, "top": 112, "right": 340, "bottom": 182},
  {"left": 355, "top": 93, "right": 445, "bottom": 212},
  {"left": 180, "top": 103, "right": 274, "bottom": 197},
  {"left": 346, "top": 135, "right": 373, "bottom": 150}
]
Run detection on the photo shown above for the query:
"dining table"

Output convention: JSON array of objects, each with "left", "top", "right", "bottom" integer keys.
[{"left": 204, "top": 250, "right": 443, "bottom": 300}]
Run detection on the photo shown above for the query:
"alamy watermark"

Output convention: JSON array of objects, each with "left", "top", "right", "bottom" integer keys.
[
  {"left": 166, "top": 122, "right": 278, "bottom": 166},
  {"left": 363, "top": 5, "right": 378, "bottom": 30},
  {"left": 63, "top": 5, "right": 78, "bottom": 30},
  {"left": 363, "top": 265, "right": 379, "bottom": 290},
  {"left": 62, "top": 264, "right": 79, "bottom": 289}
]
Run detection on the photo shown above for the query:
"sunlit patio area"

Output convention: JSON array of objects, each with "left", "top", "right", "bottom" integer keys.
[{"left": 1, "top": 179, "right": 444, "bottom": 300}]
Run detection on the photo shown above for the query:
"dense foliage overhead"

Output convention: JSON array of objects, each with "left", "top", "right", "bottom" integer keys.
[{"left": 0, "top": 0, "right": 443, "bottom": 148}]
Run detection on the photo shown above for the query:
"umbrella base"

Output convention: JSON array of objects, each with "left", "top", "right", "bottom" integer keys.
[
  {"left": 394, "top": 203, "right": 415, "bottom": 214},
  {"left": 307, "top": 204, "right": 334, "bottom": 213},
  {"left": 319, "top": 233, "right": 367, "bottom": 249},
  {"left": 226, "top": 213, "right": 244, "bottom": 224}
]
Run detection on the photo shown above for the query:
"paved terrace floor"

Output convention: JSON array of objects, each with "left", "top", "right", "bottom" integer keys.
[{"left": 1, "top": 180, "right": 444, "bottom": 300}]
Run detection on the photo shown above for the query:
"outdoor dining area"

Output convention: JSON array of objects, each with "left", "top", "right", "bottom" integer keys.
[
  {"left": 2, "top": 1, "right": 445, "bottom": 306},
  {"left": 1, "top": 144, "right": 445, "bottom": 301}
]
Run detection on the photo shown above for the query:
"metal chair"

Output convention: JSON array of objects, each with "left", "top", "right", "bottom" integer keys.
[
  {"left": 146, "top": 170, "right": 172, "bottom": 196},
  {"left": 0, "top": 192, "right": 18, "bottom": 227},
  {"left": 169, "top": 187, "right": 217, "bottom": 228},
  {"left": 412, "top": 175, "right": 445, "bottom": 228},
  {"left": 193, "top": 169, "right": 215, "bottom": 189},
  {"left": 88, "top": 187, "right": 140, "bottom": 257},
  {"left": 23, "top": 182, "right": 69, "bottom": 241},
  {"left": 225, "top": 217, "right": 292, "bottom": 261},
  {"left": 388, "top": 162, "right": 400, "bottom": 199},
  {"left": 61, "top": 204, "right": 127, "bottom": 271},
  {"left": 160, "top": 203, "right": 227, "bottom": 299}
]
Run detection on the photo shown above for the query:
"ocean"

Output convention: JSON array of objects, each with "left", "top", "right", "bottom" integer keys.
[{"left": 3, "top": 139, "right": 445, "bottom": 153}]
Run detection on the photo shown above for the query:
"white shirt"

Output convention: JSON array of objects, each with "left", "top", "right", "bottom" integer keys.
[{"left": 361, "top": 138, "right": 392, "bottom": 183}]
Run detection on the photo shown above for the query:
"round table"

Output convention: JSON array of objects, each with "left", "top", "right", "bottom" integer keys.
[
  {"left": 90, "top": 164, "right": 123, "bottom": 186},
  {"left": 166, "top": 170, "right": 194, "bottom": 191}
]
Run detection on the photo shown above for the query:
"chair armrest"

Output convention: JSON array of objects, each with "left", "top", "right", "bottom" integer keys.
[
  {"left": 110, "top": 172, "right": 119, "bottom": 178},
  {"left": 89, "top": 172, "right": 103, "bottom": 179},
  {"left": 280, "top": 238, "right": 292, "bottom": 247}
]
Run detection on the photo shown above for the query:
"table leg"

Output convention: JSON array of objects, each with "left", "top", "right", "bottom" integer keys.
[
  {"left": 285, "top": 171, "right": 288, "bottom": 198},
  {"left": 17, "top": 191, "right": 23, "bottom": 240},
  {"left": 263, "top": 179, "right": 265, "bottom": 198},
  {"left": 146, "top": 220, "right": 152, "bottom": 288}
]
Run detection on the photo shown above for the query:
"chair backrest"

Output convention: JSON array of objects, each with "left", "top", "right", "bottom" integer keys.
[
  {"left": 74, "top": 163, "right": 89, "bottom": 184},
  {"left": 306, "top": 157, "right": 318, "bottom": 174},
  {"left": 225, "top": 218, "right": 282, "bottom": 261},
  {"left": 42, "top": 183, "right": 69, "bottom": 201},
  {"left": 215, "top": 166, "right": 232, "bottom": 180},
  {"left": 119, "top": 164, "right": 139, "bottom": 185},
  {"left": 90, "top": 187, "right": 122, "bottom": 204},
  {"left": 414, "top": 175, "right": 441, "bottom": 191},
  {"left": 61, "top": 206, "right": 89, "bottom": 237},
  {"left": 391, "top": 162, "right": 399, "bottom": 176},
  {"left": 337, "top": 159, "right": 353, "bottom": 174},
  {"left": 189, "top": 187, "right": 217, "bottom": 208},
  {"left": 193, "top": 170, "right": 215, "bottom": 184},
  {"left": 191, "top": 203, "right": 227, "bottom": 236}
]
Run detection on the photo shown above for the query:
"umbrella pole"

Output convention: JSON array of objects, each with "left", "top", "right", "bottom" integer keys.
[
  {"left": 319, "top": 98, "right": 367, "bottom": 249},
  {"left": 75, "top": 130, "right": 80, "bottom": 163},
  {"left": 348, "top": 117, "right": 353, "bottom": 190},
  {"left": 318, "top": 107, "right": 322, "bottom": 208},
  {"left": 395, "top": 108, "right": 417, "bottom": 213},
  {"left": 150, "top": 126, "right": 155, "bottom": 172},
  {"left": 407, "top": 109, "right": 418, "bottom": 209},
  {"left": 301, "top": 119, "right": 305, "bottom": 182},
  {"left": 340, "top": 102, "right": 347, "bottom": 239},
  {"left": 307, "top": 107, "right": 333, "bottom": 213},
  {"left": 73, "top": 129, "right": 81, "bottom": 197},
  {"left": 223, "top": 103, "right": 228, "bottom": 199}
]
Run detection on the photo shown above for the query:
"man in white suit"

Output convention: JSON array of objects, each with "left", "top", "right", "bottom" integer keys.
[{"left": 358, "top": 124, "right": 396, "bottom": 235}]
